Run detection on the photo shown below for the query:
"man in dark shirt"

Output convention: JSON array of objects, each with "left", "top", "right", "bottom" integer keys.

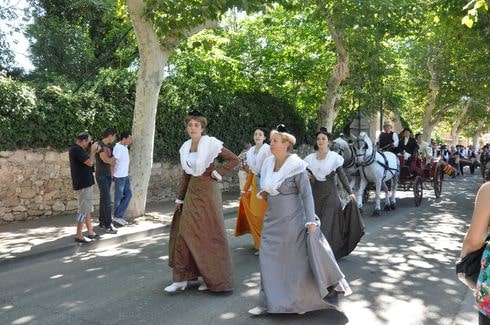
[
  {"left": 69, "top": 132, "right": 99, "bottom": 243},
  {"left": 95, "top": 128, "right": 117, "bottom": 233},
  {"left": 378, "top": 121, "right": 398, "bottom": 152},
  {"left": 397, "top": 127, "right": 419, "bottom": 162}
]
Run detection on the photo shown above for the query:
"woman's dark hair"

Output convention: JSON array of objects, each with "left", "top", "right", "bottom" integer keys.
[
  {"left": 314, "top": 127, "right": 332, "bottom": 150},
  {"left": 255, "top": 126, "right": 269, "bottom": 144}
]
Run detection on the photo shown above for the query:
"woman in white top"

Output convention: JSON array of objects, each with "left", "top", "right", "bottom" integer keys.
[
  {"left": 304, "top": 127, "right": 360, "bottom": 259},
  {"left": 235, "top": 127, "right": 271, "bottom": 253},
  {"left": 248, "top": 124, "right": 351, "bottom": 315},
  {"left": 165, "top": 110, "right": 239, "bottom": 293}
]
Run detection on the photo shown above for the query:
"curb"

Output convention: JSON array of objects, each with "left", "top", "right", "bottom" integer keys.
[{"left": 0, "top": 205, "right": 239, "bottom": 272}]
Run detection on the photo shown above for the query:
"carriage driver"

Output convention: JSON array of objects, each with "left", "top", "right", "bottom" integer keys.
[{"left": 377, "top": 120, "right": 399, "bottom": 152}]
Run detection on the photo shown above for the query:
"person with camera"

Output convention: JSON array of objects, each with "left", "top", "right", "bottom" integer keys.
[
  {"left": 95, "top": 128, "right": 117, "bottom": 233},
  {"left": 461, "top": 182, "right": 490, "bottom": 324},
  {"left": 68, "top": 132, "right": 100, "bottom": 243}
]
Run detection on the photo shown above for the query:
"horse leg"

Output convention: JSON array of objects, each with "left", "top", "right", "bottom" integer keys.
[
  {"left": 372, "top": 180, "right": 381, "bottom": 217},
  {"left": 382, "top": 181, "right": 391, "bottom": 211},
  {"left": 356, "top": 178, "right": 366, "bottom": 211},
  {"left": 390, "top": 178, "right": 397, "bottom": 209}
]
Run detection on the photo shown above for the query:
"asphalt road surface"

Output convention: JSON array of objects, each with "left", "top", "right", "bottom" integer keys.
[{"left": 0, "top": 174, "right": 484, "bottom": 325}]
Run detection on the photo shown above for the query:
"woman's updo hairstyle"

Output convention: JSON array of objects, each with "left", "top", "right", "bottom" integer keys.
[
  {"left": 184, "top": 109, "right": 208, "bottom": 129},
  {"left": 314, "top": 127, "right": 332, "bottom": 151},
  {"left": 270, "top": 124, "right": 296, "bottom": 152}
]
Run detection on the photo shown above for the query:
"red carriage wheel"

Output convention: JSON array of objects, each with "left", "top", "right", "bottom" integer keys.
[
  {"left": 414, "top": 176, "right": 423, "bottom": 206},
  {"left": 433, "top": 164, "right": 443, "bottom": 198}
]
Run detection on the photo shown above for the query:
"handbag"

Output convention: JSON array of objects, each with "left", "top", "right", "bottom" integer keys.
[{"left": 456, "top": 235, "right": 490, "bottom": 289}]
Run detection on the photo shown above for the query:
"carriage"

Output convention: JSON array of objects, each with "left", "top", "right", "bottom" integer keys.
[
  {"left": 334, "top": 132, "right": 444, "bottom": 215},
  {"left": 396, "top": 155, "right": 444, "bottom": 206}
]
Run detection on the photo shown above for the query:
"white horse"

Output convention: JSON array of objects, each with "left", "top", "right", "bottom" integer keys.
[
  {"left": 332, "top": 136, "right": 358, "bottom": 191},
  {"left": 355, "top": 132, "right": 399, "bottom": 216}
]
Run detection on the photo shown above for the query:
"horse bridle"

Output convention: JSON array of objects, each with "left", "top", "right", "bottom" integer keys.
[
  {"left": 332, "top": 139, "right": 356, "bottom": 169},
  {"left": 356, "top": 138, "right": 376, "bottom": 167}
]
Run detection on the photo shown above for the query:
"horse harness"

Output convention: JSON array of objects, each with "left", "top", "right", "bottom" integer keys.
[{"left": 356, "top": 139, "right": 399, "bottom": 183}]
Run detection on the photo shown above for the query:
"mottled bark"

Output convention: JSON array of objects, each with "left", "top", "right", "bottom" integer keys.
[
  {"left": 422, "top": 56, "right": 440, "bottom": 142},
  {"left": 126, "top": 0, "right": 216, "bottom": 217},
  {"left": 450, "top": 102, "right": 469, "bottom": 146},
  {"left": 316, "top": 3, "right": 349, "bottom": 132}
]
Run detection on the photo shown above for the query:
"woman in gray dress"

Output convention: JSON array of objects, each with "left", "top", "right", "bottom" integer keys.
[
  {"left": 304, "top": 127, "right": 357, "bottom": 259},
  {"left": 248, "top": 124, "right": 351, "bottom": 316}
]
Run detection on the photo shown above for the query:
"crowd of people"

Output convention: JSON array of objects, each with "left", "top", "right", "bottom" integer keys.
[
  {"left": 160, "top": 111, "right": 365, "bottom": 316},
  {"left": 378, "top": 120, "right": 490, "bottom": 181},
  {"left": 68, "top": 129, "right": 133, "bottom": 243},
  {"left": 68, "top": 113, "right": 488, "bottom": 317}
]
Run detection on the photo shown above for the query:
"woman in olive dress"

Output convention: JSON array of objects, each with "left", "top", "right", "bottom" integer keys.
[
  {"left": 304, "top": 127, "right": 359, "bottom": 259},
  {"left": 165, "top": 110, "right": 239, "bottom": 293}
]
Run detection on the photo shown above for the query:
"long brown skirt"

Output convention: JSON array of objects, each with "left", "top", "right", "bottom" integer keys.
[{"left": 169, "top": 175, "right": 233, "bottom": 291}]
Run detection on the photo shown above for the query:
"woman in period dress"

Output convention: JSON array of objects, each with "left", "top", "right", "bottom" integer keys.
[
  {"left": 248, "top": 124, "right": 351, "bottom": 315},
  {"left": 304, "top": 127, "right": 360, "bottom": 259},
  {"left": 165, "top": 110, "right": 239, "bottom": 293},
  {"left": 234, "top": 127, "right": 271, "bottom": 253}
]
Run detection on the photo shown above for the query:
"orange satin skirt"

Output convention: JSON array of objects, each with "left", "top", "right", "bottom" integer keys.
[{"left": 234, "top": 173, "right": 267, "bottom": 249}]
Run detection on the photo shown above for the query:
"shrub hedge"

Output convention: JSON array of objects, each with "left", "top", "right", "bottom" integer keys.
[{"left": 0, "top": 69, "right": 307, "bottom": 161}]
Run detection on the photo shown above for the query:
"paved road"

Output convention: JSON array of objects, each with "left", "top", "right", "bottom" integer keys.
[{"left": 0, "top": 174, "right": 483, "bottom": 324}]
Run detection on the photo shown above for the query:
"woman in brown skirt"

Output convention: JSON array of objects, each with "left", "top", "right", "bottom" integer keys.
[{"left": 165, "top": 110, "right": 239, "bottom": 293}]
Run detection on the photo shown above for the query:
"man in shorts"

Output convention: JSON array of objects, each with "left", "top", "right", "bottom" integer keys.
[{"left": 69, "top": 132, "right": 100, "bottom": 243}]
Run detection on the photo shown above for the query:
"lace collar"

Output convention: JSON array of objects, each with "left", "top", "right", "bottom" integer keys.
[{"left": 179, "top": 135, "right": 223, "bottom": 176}]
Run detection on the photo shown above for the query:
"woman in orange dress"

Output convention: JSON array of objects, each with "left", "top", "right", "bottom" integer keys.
[{"left": 234, "top": 127, "right": 271, "bottom": 254}]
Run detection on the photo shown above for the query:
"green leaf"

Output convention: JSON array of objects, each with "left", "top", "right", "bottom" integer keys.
[{"left": 462, "top": 15, "right": 474, "bottom": 28}]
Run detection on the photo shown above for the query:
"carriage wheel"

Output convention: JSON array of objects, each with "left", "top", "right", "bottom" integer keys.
[
  {"left": 433, "top": 165, "right": 443, "bottom": 198},
  {"left": 414, "top": 176, "right": 423, "bottom": 207}
]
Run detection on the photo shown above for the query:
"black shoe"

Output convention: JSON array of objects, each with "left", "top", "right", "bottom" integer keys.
[
  {"left": 87, "top": 233, "right": 100, "bottom": 240},
  {"left": 75, "top": 237, "right": 93, "bottom": 244}
]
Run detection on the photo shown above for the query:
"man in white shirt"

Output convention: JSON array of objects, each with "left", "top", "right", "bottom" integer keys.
[
  {"left": 112, "top": 131, "right": 133, "bottom": 226},
  {"left": 377, "top": 121, "right": 399, "bottom": 152},
  {"left": 415, "top": 133, "right": 433, "bottom": 166}
]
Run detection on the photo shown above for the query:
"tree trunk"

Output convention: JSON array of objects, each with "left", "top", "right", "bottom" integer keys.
[
  {"left": 473, "top": 120, "right": 485, "bottom": 147},
  {"left": 422, "top": 56, "right": 440, "bottom": 142},
  {"left": 126, "top": 0, "right": 167, "bottom": 218},
  {"left": 126, "top": 1, "right": 217, "bottom": 218},
  {"left": 316, "top": 6, "right": 349, "bottom": 132},
  {"left": 450, "top": 102, "right": 469, "bottom": 146}
]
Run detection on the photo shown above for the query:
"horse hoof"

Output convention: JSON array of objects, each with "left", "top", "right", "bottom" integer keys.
[
  {"left": 383, "top": 205, "right": 391, "bottom": 211},
  {"left": 390, "top": 203, "right": 396, "bottom": 210},
  {"left": 371, "top": 209, "right": 381, "bottom": 217}
]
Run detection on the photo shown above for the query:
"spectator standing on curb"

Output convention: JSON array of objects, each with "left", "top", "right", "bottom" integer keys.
[
  {"left": 95, "top": 128, "right": 118, "bottom": 233},
  {"left": 112, "top": 131, "right": 133, "bottom": 226},
  {"left": 68, "top": 132, "right": 100, "bottom": 243}
]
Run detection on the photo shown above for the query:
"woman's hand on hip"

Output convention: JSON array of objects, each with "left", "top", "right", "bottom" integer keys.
[{"left": 307, "top": 223, "right": 317, "bottom": 233}]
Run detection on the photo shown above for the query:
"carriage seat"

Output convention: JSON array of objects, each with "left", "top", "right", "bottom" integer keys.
[{"left": 397, "top": 155, "right": 418, "bottom": 178}]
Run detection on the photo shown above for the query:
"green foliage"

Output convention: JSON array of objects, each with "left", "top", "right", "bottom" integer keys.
[
  {"left": 0, "top": 70, "right": 134, "bottom": 151},
  {"left": 0, "top": 75, "right": 38, "bottom": 146},
  {"left": 155, "top": 73, "right": 306, "bottom": 161},
  {"left": 1, "top": 68, "right": 306, "bottom": 161},
  {"left": 26, "top": 0, "right": 136, "bottom": 87}
]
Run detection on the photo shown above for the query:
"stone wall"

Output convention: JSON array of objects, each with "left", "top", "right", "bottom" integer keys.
[{"left": 0, "top": 149, "right": 239, "bottom": 224}]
